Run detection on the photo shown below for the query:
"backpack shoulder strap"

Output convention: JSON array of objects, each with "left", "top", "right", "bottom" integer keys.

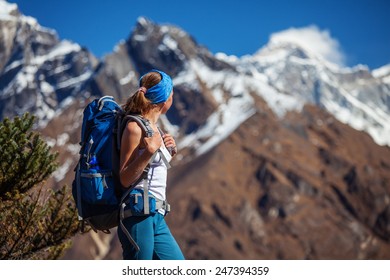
[
  {"left": 114, "top": 114, "right": 152, "bottom": 151},
  {"left": 119, "top": 114, "right": 154, "bottom": 140}
]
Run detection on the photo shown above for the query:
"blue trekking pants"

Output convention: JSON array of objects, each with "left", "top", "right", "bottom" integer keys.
[{"left": 117, "top": 213, "right": 185, "bottom": 260}]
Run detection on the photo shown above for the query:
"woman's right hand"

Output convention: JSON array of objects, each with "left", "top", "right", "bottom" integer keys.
[{"left": 143, "top": 128, "right": 162, "bottom": 155}]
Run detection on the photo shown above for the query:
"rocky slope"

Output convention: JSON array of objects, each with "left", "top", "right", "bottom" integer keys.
[{"left": 168, "top": 103, "right": 390, "bottom": 259}]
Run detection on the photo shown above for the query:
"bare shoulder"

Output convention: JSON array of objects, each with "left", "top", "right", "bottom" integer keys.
[
  {"left": 124, "top": 120, "right": 142, "bottom": 135},
  {"left": 122, "top": 120, "right": 144, "bottom": 144},
  {"left": 120, "top": 121, "right": 143, "bottom": 168}
]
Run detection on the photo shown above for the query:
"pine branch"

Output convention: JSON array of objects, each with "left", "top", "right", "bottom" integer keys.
[
  {"left": 3, "top": 187, "right": 42, "bottom": 259},
  {"left": 0, "top": 113, "right": 78, "bottom": 259}
]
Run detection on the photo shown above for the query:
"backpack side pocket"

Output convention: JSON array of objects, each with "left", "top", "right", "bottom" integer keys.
[{"left": 80, "top": 169, "right": 117, "bottom": 205}]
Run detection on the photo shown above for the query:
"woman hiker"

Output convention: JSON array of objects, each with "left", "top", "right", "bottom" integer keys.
[{"left": 118, "top": 69, "right": 185, "bottom": 260}]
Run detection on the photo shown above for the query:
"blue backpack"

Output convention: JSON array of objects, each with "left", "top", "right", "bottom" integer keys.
[{"left": 72, "top": 96, "right": 154, "bottom": 235}]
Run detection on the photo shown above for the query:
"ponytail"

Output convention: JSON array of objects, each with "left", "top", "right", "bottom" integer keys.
[
  {"left": 122, "top": 89, "right": 153, "bottom": 115},
  {"left": 122, "top": 71, "right": 163, "bottom": 115}
]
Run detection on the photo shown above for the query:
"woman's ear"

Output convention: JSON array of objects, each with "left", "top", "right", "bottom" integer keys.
[{"left": 153, "top": 103, "right": 165, "bottom": 111}]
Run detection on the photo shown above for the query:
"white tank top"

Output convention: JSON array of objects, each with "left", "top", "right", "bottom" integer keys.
[{"left": 133, "top": 144, "right": 171, "bottom": 202}]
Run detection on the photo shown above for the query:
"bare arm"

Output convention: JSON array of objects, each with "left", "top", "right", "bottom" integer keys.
[{"left": 119, "top": 121, "right": 162, "bottom": 188}]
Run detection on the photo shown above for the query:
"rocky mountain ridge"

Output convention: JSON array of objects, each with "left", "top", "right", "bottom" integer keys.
[{"left": 0, "top": 2, "right": 97, "bottom": 127}]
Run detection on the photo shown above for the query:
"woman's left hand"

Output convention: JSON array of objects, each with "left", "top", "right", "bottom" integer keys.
[{"left": 162, "top": 133, "right": 177, "bottom": 156}]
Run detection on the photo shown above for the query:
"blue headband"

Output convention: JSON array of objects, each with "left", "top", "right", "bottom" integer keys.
[{"left": 139, "top": 69, "right": 173, "bottom": 104}]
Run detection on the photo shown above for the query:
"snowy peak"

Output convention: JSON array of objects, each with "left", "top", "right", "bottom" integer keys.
[
  {"left": 373, "top": 64, "right": 390, "bottom": 83},
  {"left": 134, "top": 16, "right": 159, "bottom": 35},
  {"left": 227, "top": 33, "right": 390, "bottom": 147},
  {"left": 261, "top": 26, "right": 346, "bottom": 66},
  {"left": 0, "top": 1, "right": 96, "bottom": 126},
  {"left": 254, "top": 41, "right": 315, "bottom": 65},
  {"left": 0, "top": 0, "right": 59, "bottom": 75},
  {"left": 133, "top": 16, "right": 195, "bottom": 47},
  {"left": 127, "top": 16, "right": 188, "bottom": 75},
  {"left": 128, "top": 17, "right": 231, "bottom": 77},
  {"left": 0, "top": 0, "right": 55, "bottom": 34},
  {"left": 0, "top": 0, "right": 19, "bottom": 18}
]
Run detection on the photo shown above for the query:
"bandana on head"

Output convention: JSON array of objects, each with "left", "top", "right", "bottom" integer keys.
[{"left": 139, "top": 69, "right": 173, "bottom": 104}]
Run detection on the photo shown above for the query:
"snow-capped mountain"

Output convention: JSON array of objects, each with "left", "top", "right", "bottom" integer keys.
[
  {"left": 0, "top": 0, "right": 97, "bottom": 126},
  {"left": 172, "top": 38, "right": 390, "bottom": 151},
  {"left": 116, "top": 16, "right": 390, "bottom": 156},
  {"left": 1, "top": 1, "right": 390, "bottom": 260},
  {"left": 1, "top": 1, "right": 389, "bottom": 150},
  {"left": 246, "top": 40, "right": 390, "bottom": 146},
  {"left": 107, "top": 16, "right": 390, "bottom": 153}
]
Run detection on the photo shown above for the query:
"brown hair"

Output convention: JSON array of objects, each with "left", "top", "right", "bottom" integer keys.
[{"left": 122, "top": 71, "right": 162, "bottom": 115}]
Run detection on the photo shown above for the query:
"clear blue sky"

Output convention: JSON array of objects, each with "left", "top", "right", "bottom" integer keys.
[{"left": 10, "top": 0, "right": 390, "bottom": 69}]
